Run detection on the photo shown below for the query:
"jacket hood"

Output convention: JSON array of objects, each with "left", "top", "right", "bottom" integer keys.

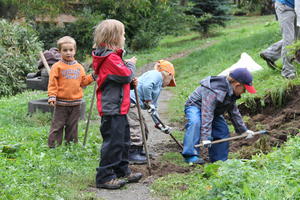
[
  {"left": 200, "top": 76, "right": 229, "bottom": 91},
  {"left": 92, "top": 47, "right": 123, "bottom": 72},
  {"left": 200, "top": 76, "right": 235, "bottom": 100}
]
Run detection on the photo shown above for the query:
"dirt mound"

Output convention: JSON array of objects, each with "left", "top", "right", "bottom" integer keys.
[
  {"left": 230, "top": 85, "right": 300, "bottom": 158},
  {"left": 130, "top": 159, "right": 191, "bottom": 183}
]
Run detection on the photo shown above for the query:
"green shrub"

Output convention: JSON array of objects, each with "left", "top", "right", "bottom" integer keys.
[
  {"left": 0, "top": 19, "right": 42, "bottom": 97},
  {"left": 64, "top": 13, "right": 104, "bottom": 61},
  {"left": 84, "top": 0, "right": 190, "bottom": 51},
  {"left": 35, "top": 13, "right": 104, "bottom": 61},
  {"left": 187, "top": 0, "right": 231, "bottom": 35}
]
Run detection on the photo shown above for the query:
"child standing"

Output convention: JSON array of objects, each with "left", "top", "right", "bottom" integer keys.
[
  {"left": 128, "top": 60, "right": 176, "bottom": 164},
  {"left": 48, "top": 36, "right": 96, "bottom": 148},
  {"left": 182, "top": 68, "right": 256, "bottom": 164},
  {"left": 93, "top": 19, "right": 142, "bottom": 190}
]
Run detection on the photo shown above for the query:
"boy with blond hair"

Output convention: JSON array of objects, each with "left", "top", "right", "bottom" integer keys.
[
  {"left": 48, "top": 36, "right": 96, "bottom": 148},
  {"left": 128, "top": 60, "right": 176, "bottom": 164}
]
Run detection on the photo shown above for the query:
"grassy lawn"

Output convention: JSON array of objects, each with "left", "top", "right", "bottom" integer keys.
[
  {"left": 1, "top": 15, "right": 300, "bottom": 199},
  {"left": 151, "top": 15, "right": 300, "bottom": 200}
]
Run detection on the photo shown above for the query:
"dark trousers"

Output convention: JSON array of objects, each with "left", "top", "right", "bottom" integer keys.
[
  {"left": 96, "top": 115, "right": 131, "bottom": 184},
  {"left": 48, "top": 105, "right": 80, "bottom": 148}
]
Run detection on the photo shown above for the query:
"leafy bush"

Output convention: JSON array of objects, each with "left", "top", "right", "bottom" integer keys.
[
  {"left": 0, "top": 20, "right": 42, "bottom": 97},
  {"left": 84, "top": 0, "right": 191, "bottom": 50},
  {"left": 238, "top": 0, "right": 274, "bottom": 15},
  {"left": 64, "top": 13, "right": 104, "bottom": 60},
  {"left": 35, "top": 13, "right": 104, "bottom": 61},
  {"left": 187, "top": 0, "right": 231, "bottom": 36}
]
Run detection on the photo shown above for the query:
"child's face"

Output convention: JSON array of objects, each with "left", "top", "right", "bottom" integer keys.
[
  {"left": 60, "top": 43, "right": 76, "bottom": 61},
  {"left": 232, "top": 82, "right": 246, "bottom": 96},
  {"left": 162, "top": 72, "right": 173, "bottom": 87}
]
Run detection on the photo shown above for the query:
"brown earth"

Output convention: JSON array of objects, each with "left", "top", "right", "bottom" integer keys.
[{"left": 229, "top": 85, "right": 300, "bottom": 159}]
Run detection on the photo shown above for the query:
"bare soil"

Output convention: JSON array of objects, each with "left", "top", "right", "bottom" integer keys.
[{"left": 229, "top": 85, "right": 300, "bottom": 159}]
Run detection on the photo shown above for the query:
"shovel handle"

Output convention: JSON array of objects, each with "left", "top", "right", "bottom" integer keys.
[
  {"left": 40, "top": 51, "right": 51, "bottom": 75},
  {"left": 195, "top": 130, "right": 268, "bottom": 148}
]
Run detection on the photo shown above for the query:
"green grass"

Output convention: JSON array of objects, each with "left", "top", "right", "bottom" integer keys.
[
  {"left": 0, "top": 88, "right": 101, "bottom": 199},
  {"left": 150, "top": 15, "right": 300, "bottom": 200},
  {"left": 152, "top": 137, "right": 300, "bottom": 200},
  {"left": 1, "top": 15, "right": 300, "bottom": 199}
]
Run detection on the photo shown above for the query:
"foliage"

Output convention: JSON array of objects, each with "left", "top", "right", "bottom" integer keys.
[
  {"left": 0, "top": 19, "right": 42, "bottom": 97},
  {"left": 84, "top": 0, "right": 191, "bottom": 50},
  {"left": 0, "top": 86, "right": 100, "bottom": 199},
  {"left": 0, "top": 0, "right": 18, "bottom": 20},
  {"left": 239, "top": 0, "right": 274, "bottom": 15},
  {"left": 35, "top": 12, "right": 104, "bottom": 61},
  {"left": 187, "top": 0, "right": 231, "bottom": 35},
  {"left": 152, "top": 137, "right": 300, "bottom": 199},
  {"left": 1, "top": 0, "right": 66, "bottom": 18}
]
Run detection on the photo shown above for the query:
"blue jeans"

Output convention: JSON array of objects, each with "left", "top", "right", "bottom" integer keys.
[{"left": 182, "top": 106, "right": 230, "bottom": 162}]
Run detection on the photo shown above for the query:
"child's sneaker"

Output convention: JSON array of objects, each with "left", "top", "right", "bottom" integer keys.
[
  {"left": 184, "top": 156, "right": 205, "bottom": 165},
  {"left": 96, "top": 178, "right": 126, "bottom": 190},
  {"left": 123, "top": 172, "right": 143, "bottom": 183}
]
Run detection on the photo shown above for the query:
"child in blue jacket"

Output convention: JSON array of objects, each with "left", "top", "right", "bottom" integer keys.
[{"left": 128, "top": 60, "right": 176, "bottom": 164}]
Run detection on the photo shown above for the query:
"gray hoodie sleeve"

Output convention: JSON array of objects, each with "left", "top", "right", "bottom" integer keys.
[
  {"left": 201, "top": 88, "right": 218, "bottom": 140},
  {"left": 228, "top": 104, "right": 247, "bottom": 134}
]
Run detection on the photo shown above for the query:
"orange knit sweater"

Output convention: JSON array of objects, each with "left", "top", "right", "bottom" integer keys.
[{"left": 48, "top": 60, "right": 94, "bottom": 106}]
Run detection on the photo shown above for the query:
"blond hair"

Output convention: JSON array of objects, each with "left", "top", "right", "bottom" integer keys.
[
  {"left": 57, "top": 36, "right": 76, "bottom": 50},
  {"left": 94, "top": 19, "right": 125, "bottom": 50}
]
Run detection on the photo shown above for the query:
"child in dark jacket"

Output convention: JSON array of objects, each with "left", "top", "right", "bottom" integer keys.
[
  {"left": 92, "top": 19, "right": 142, "bottom": 190},
  {"left": 182, "top": 68, "right": 256, "bottom": 164}
]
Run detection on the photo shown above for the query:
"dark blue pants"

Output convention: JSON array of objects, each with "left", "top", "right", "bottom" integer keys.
[
  {"left": 182, "top": 106, "right": 230, "bottom": 162},
  {"left": 96, "top": 115, "right": 131, "bottom": 184}
]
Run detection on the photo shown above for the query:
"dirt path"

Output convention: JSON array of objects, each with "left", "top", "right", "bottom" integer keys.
[{"left": 92, "top": 41, "right": 217, "bottom": 200}]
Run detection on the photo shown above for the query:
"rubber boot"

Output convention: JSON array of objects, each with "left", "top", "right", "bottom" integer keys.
[{"left": 128, "top": 146, "right": 147, "bottom": 165}]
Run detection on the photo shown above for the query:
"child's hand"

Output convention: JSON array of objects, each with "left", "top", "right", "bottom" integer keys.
[
  {"left": 132, "top": 77, "right": 138, "bottom": 87},
  {"left": 125, "top": 56, "right": 137, "bottom": 65},
  {"left": 49, "top": 101, "right": 56, "bottom": 107}
]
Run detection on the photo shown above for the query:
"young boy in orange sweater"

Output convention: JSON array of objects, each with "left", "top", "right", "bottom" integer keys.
[{"left": 47, "top": 36, "right": 96, "bottom": 148}]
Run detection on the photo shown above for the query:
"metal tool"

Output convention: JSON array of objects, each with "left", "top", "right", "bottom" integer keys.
[
  {"left": 151, "top": 113, "right": 183, "bottom": 150},
  {"left": 195, "top": 130, "right": 268, "bottom": 148}
]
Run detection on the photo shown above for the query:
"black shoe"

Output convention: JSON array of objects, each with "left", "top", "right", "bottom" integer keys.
[
  {"left": 140, "top": 149, "right": 156, "bottom": 158},
  {"left": 96, "top": 178, "right": 126, "bottom": 189},
  {"left": 129, "top": 146, "right": 147, "bottom": 165},
  {"left": 124, "top": 172, "right": 143, "bottom": 183},
  {"left": 260, "top": 53, "right": 279, "bottom": 70}
]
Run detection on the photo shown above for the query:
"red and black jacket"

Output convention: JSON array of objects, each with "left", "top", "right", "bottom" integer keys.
[{"left": 92, "top": 47, "right": 135, "bottom": 116}]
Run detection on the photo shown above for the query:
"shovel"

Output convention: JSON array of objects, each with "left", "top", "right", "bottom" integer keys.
[
  {"left": 194, "top": 130, "right": 268, "bottom": 148},
  {"left": 151, "top": 113, "right": 183, "bottom": 150}
]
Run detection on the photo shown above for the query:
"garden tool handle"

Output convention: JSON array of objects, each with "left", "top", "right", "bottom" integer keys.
[
  {"left": 134, "top": 86, "right": 152, "bottom": 175},
  {"left": 151, "top": 112, "right": 183, "bottom": 150},
  {"left": 194, "top": 130, "right": 268, "bottom": 148},
  {"left": 39, "top": 51, "right": 51, "bottom": 75}
]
